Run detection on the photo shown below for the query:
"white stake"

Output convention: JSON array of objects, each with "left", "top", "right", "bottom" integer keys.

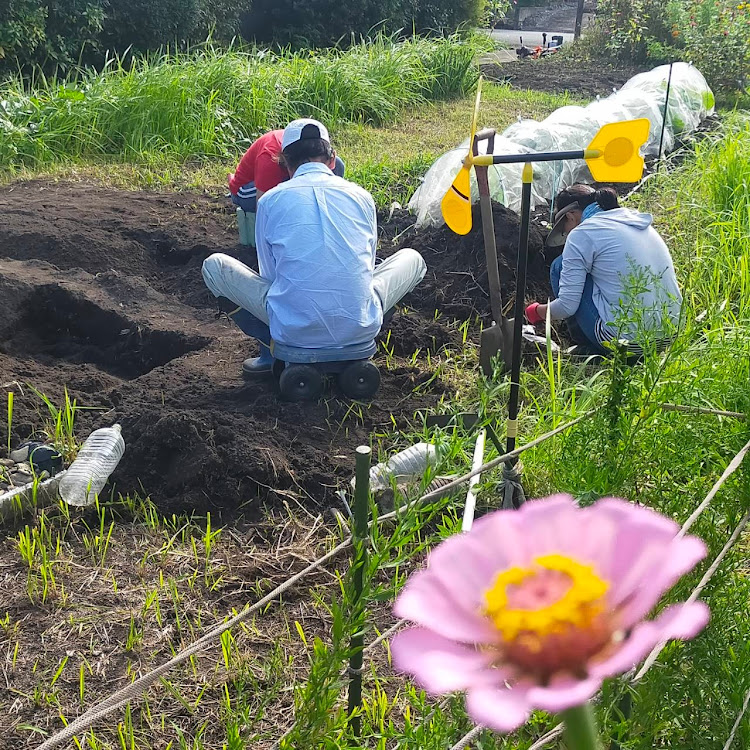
[{"left": 462, "top": 430, "right": 486, "bottom": 533}]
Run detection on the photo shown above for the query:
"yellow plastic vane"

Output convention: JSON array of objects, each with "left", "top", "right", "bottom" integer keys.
[
  {"left": 440, "top": 77, "right": 483, "bottom": 236},
  {"left": 440, "top": 107, "right": 651, "bottom": 236},
  {"left": 584, "top": 118, "right": 650, "bottom": 183}
]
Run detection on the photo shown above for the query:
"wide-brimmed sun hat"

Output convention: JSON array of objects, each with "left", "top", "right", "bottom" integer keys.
[{"left": 546, "top": 184, "right": 596, "bottom": 247}]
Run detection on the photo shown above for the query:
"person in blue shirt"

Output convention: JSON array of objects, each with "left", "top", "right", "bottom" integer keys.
[{"left": 203, "top": 118, "right": 427, "bottom": 375}]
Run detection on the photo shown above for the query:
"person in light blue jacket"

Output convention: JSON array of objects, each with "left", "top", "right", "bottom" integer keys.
[{"left": 525, "top": 184, "right": 682, "bottom": 355}]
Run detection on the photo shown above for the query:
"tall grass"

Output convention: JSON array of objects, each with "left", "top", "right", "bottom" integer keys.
[
  {"left": 0, "top": 35, "right": 481, "bottom": 170},
  {"left": 280, "top": 119, "right": 750, "bottom": 749}
]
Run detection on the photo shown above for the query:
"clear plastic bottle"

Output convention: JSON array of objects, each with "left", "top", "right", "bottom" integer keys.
[
  {"left": 59, "top": 425, "right": 126, "bottom": 507},
  {"left": 353, "top": 443, "right": 437, "bottom": 491}
]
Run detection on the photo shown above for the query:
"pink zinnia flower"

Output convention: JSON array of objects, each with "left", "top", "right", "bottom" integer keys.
[{"left": 391, "top": 495, "right": 709, "bottom": 733}]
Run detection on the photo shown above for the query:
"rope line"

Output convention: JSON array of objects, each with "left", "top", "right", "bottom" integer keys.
[
  {"left": 36, "top": 537, "right": 353, "bottom": 750},
  {"left": 722, "top": 688, "right": 750, "bottom": 750},
  {"left": 448, "top": 724, "right": 484, "bottom": 750},
  {"left": 677, "top": 437, "right": 750, "bottom": 539},
  {"left": 660, "top": 403, "right": 746, "bottom": 421}
]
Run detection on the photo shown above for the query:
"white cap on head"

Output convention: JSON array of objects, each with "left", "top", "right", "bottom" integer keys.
[{"left": 281, "top": 118, "right": 331, "bottom": 151}]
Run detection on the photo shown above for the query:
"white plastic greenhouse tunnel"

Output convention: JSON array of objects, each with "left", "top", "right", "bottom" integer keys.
[{"left": 408, "top": 63, "right": 716, "bottom": 228}]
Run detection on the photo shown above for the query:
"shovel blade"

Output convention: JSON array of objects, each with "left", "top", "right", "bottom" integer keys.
[{"left": 479, "top": 320, "right": 514, "bottom": 377}]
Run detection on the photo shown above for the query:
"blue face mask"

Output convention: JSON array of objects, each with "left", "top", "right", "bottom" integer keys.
[{"left": 581, "top": 202, "right": 604, "bottom": 222}]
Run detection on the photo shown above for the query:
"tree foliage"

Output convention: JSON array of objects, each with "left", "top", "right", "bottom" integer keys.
[{"left": 0, "top": 0, "right": 487, "bottom": 74}]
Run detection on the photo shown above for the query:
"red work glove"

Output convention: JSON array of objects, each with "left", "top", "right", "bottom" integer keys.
[{"left": 525, "top": 302, "right": 544, "bottom": 325}]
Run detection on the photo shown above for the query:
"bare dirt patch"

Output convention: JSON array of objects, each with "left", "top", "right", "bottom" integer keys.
[{"left": 0, "top": 181, "right": 556, "bottom": 515}]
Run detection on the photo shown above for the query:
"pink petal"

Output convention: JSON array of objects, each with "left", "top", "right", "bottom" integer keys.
[
  {"left": 394, "top": 570, "right": 498, "bottom": 643},
  {"left": 615, "top": 536, "right": 707, "bottom": 626},
  {"left": 590, "top": 602, "right": 710, "bottom": 679},
  {"left": 465, "top": 684, "right": 532, "bottom": 733},
  {"left": 391, "top": 627, "right": 501, "bottom": 694},
  {"left": 424, "top": 529, "right": 520, "bottom": 616},
  {"left": 527, "top": 675, "right": 601, "bottom": 713},
  {"left": 577, "top": 499, "right": 706, "bottom": 624}
]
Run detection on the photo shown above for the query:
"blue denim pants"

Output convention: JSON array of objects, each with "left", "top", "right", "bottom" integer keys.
[{"left": 549, "top": 255, "right": 607, "bottom": 354}]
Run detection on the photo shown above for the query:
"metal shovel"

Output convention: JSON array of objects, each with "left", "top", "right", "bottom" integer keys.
[{"left": 473, "top": 128, "right": 514, "bottom": 376}]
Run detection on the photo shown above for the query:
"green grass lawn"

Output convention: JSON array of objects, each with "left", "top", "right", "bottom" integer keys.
[{"left": 2, "top": 82, "right": 578, "bottom": 208}]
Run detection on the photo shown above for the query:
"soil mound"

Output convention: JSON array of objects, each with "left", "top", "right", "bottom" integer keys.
[
  {"left": 0, "top": 182, "right": 456, "bottom": 515},
  {"left": 387, "top": 202, "right": 551, "bottom": 320},
  {"left": 480, "top": 57, "right": 645, "bottom": 99},
  {"left": 0, "top": 182, "right": 551, "bottom": 514}
]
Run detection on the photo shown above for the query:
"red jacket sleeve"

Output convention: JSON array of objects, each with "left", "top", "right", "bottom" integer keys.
[{"left": 228, "top": 146, "right": 256, "bottom": 194}]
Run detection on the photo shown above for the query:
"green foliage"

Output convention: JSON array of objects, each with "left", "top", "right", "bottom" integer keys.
[
  {"left": 591, "top": 0, "right": 750, "bottom": 93},
  {"left": 0, "top": 0, "right": 106, "bottom": 70},
  {"left": 668, "top": 0, "right": 750, "bottom": 92},
  {"left": 483, "top": 0, "right": 513, "bottom": 27},
  {"left": 0, "top": 0, "right": 243, "bottom": 74},
  {"left": 241, "top": 0, "right": 487, "bottom": 48},
  {"left": 1, "top": 0, "right": 488, "bottom": 74},
  {"left": 593, "top": 0, "right": 673, "bottom": 61},
  {"left": 0, "top": 35, "right": 479, "bottom": 170}
]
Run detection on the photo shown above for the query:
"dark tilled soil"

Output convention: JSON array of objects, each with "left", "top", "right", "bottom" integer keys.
[
  {"left": 0, "top": 183, "right": 453, "bottom": 515},
  {"left": 384, "top": 202, "right": 550, "bottom": 321},
  {"left": 480, "top": 56, "right": 646, "bottom": 99},
  {"left": 0, "top": 181, "right": 552, "bottom": 515}
]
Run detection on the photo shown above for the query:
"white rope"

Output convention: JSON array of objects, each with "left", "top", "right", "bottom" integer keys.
[
  {"left": 448, "top": 723, "right": 484, "bottom": 750},
  {"left": 660, "top": 403, "right": 746, "bottom": 420},
  {"left": 677, "top": 437, "right": 750, "bottom": 538},
  {"left": 36, "top": 536, "right": 353, "bottom": 750},
  {"left": 722, "top": 688, "right": 750, "bottom": 750}
]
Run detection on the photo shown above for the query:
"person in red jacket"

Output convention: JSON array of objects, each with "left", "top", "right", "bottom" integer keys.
[{"left": 228, "top": 129, "right": 346, "bottom": 229}]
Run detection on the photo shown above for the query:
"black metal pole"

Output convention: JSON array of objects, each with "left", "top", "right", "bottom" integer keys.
[
  {"left": 483, "top": 149, "right": 587, "bottom": 166},
  {"left": 657, "top": 62, "right": 674, "bottom": 169},
  {"left": 506, "top": 163, "right": 533, "bottom": 457},
  {"left": 575, "top": 0, "right": 585, "bottom": 40},
  {"left": 347, "top": 445, "right": 370, "bottom": 739}
]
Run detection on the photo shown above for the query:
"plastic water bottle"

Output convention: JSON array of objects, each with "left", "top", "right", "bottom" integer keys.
[
  {"left": 353, "top": 443, "right": 437, "bottom": 491},
  {"left": 59, "top": 425, "right": 126, "bottom": 507}
]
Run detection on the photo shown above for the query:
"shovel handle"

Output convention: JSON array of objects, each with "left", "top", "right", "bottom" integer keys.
[
  {"left": 474, "top": 128, "right": 497, "bottom": 144},
  {"left": 472, "top": 132, "right": 505, "bottom": 328}
]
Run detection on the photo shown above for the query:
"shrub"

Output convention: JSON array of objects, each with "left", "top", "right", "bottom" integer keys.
[
  {"left": 668, "top": 0, "right": 750, "bottom": 92},
  {"left": 0, "top": 0, "right": 244, "bottom": 74},
  {"left": 594, "top": 0, "right": 672, "bottom": 62},
  {"left": 589, "top": 0, "right": 749, "bottom": 93},
  {"left": 240, "top": 0, "right": 487, "bottom": 47},
  {"left": 0, "top": 0, "right": 106, "bottom": 70}
]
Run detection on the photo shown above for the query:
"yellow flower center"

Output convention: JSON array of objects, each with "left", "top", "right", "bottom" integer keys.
[{"left": 484, "top": 554, "right": 609, "bottom": 644}]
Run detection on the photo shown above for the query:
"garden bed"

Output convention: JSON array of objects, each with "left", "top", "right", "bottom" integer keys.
[
  {"left": 0, "top": 181, "right": 553, "bottom": 516},
  {"left": 481, "top": 55, "right": 647, "bottom": 98}
]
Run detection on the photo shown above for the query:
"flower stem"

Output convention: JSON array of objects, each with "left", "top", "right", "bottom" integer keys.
[{"left": 561, "top": 704, "right": 603, "bottom": 750}]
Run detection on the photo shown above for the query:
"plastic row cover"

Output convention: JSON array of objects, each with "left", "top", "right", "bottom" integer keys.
[{"left": 409, "top": 63, "right": 715, "bottom": 227}]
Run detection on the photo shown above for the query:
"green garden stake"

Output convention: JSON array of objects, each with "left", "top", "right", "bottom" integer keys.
[
  {"left": 347, "top": 444, "right": 371, "bottom": 739},
  {"left": 7, "top": 392, "right": 13, "bottom": 456},
  {"left": 236, "top": 208, "right": 255, "bottom": 247}
]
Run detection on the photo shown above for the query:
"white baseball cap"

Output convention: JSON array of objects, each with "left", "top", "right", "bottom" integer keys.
[{"left": 281, "top": 118, "right": 331, "bottom": 151}]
